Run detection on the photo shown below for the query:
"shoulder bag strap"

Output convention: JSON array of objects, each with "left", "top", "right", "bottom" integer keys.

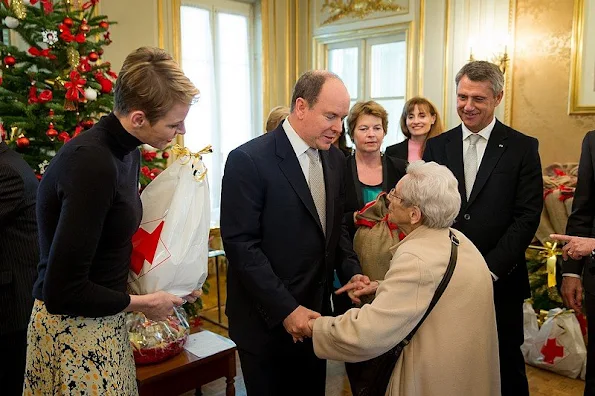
[{"left": 400, "top": 229, "right": 459, "bottom": 346}]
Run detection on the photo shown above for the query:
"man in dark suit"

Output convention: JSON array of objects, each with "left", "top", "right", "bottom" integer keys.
[
  {"left": 550, "top": 130, "right": 595, "bottom": 396},
  {"left": 423, "top": 61, "right": 543, "bottom": 396},
  {"left": 0, "top": 141, "right": 39, "bottom": 395},
  {"left": 221, "top": 70, "right": 365, "bottom": 395}
]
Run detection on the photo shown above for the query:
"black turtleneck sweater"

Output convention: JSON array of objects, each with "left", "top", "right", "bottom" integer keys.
[{"left": 33, "top": 113, "right": 143, "bottom": 317}]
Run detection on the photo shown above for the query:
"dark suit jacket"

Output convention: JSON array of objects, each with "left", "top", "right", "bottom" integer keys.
[
  {"left": 563, "top": 131, "right": 595, "bottom": 293},
  {"left": 220, "top": 124, "right": 361, "bottom": 353},
  {"left": 385, "top": 140, "right": 409, "bottom": 161},
  {"left": 0, "top": 142, "right": 39, "bottom": 335},
  {"left": 343, "top": 153, "right": 408, "bottom": 237},
  {"left": 423, "top": 120, "right": 543, "bottom": 301}
]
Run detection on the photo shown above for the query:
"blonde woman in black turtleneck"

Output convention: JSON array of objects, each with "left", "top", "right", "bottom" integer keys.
[{"left": 24, "top": 47, "right": 200, "bottom": 395}]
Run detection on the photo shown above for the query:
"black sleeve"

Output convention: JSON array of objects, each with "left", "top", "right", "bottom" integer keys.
[
  {"left": 220, "top": 149, "right": 298, "bottom": 327},
  {"left": 484, "top": 138, "right": 544, "bottom": 277},
  {"left": 0, "top": 164, "right": 24, "bottom": 223},
  {"left": 42, "top": 146, "right": 131, "bottom": 317},
  {"left": 564, "top": 131, "right": 595, "bottom": 275}
]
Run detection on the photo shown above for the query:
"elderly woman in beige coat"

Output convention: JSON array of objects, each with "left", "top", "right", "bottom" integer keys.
[{"left": 307, "top": 161, "right": 500, "bottom": 396}]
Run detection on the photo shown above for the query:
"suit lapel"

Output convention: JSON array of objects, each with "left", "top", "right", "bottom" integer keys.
[
  {"left": 0, "top": 141, "right": 8, "bottom": 154},
  {"left": 275, "top": 130, "right": 325, "bottom": 236},
  {"left": 445, "top": 127, "right": 467, "bottom": 203},
  {"left": 467, "top": 120, "right": 508, "bottom": 206}
]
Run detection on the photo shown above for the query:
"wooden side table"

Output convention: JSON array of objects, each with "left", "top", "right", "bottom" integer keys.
[{"left": 136, "top": 331, "right": 237, "bottom": 396}]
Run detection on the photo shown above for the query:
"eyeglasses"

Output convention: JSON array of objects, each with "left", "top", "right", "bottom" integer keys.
[{"left": 387, "top": 188, "right": 403, "bottom": 203}]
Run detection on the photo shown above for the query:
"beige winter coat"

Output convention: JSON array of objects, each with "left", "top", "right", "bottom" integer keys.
[{"left": 313, "top": 226, "right": 501, "bottom": 396}]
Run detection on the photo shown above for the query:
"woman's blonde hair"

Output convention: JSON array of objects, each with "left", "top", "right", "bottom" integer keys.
[
  {"left": 265, "top": 106, "right": 290, "bottom": 132},
  {"left": 400, "top": 97, "right": 443, "bottom": 141},
  {"left": 114, "top": 47, "right": 200, "bottom": 124},
  {"left": 346, "top": 101, "right": 388, "bottom": 140}
]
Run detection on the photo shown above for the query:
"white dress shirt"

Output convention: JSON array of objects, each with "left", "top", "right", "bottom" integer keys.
[
  {"left": 282, "top": 118, "right": 319, "bottom": 185},
  {"left": 461, "top": 117, "right": 498, "bottom": 281}
]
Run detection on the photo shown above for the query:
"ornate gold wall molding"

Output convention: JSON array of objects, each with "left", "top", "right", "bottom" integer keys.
[
  {"left": 503, "top": 0, "right": 516, "bottom": 125},
  {"left": 320, "top": 0, "right": 406, "bottom": 25},
  {"left": 569, "top": 0, "right": 595, "bottom": 114}
]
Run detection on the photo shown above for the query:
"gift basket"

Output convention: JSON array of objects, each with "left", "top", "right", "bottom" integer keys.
[
  {"left": 127, "top": 306, "right": 190, "bottom": 365},
  {"left": 127, "top": 145, "right": 211, "bottom": 364}
]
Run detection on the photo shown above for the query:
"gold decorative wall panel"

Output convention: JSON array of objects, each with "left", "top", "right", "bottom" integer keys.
[{"left": 511, "top": 0, "right": 595, "bottom": 164}]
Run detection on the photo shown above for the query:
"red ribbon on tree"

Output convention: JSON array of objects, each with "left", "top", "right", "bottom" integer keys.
[
  {"left": 64, "top": 71, "right": 86, "bottom": 101},
  {"left": 41, "top": 0, "right": 53, "bottom": 14},
  {"left": 28, "top": 47, "right": 57, "bottom": 60},
  {"left": 82, "top": 0, "right": 99, "bottom": 10}
]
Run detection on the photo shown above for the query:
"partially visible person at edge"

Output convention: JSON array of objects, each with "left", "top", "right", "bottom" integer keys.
[
  {"left": 550, "top": 128, "right": 595, "bottom": 396},
  {"left": 423, "top": 60, "right": 543, "bottom": 396},
  {"left": 23, "top": 47, "right": 201, "bottom": 395},
  {"left": 331, "top": 121, "right": 352, "bottom": 157},
  {"left": 0, "top": 140, "right": 39, "bottom": 395},
  {"left": 343, "top": 100, "right": 408, "bottom": 239},
  {"left": 265, "top": 105, "right": 290, "bottom": 133},
  {"left": 306, "top": 161, "right": 501, "bottom": 396},
  {"left": 385, "top": 96, "right": 443, "bottom": 162},
  {"left": 221, "top": 70, "right": 367, "bottom": 396}
]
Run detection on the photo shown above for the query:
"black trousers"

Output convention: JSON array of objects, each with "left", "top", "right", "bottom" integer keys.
[
  {"left": 584, "top": 291, "right": 595, "bottom": 396},
  {"left": 494, "top": 296, "right": 528, "bottom": 396},
  {"left": 238, "top": 330, "right": 326, "bottom": 396},
  {"left": 0, "top": 329, "right": 28, "bottom": 396}
]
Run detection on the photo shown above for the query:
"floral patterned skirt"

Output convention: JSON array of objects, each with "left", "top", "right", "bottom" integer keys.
[{"left": 23, "top": 299, "right": 138, "bottom": 396}]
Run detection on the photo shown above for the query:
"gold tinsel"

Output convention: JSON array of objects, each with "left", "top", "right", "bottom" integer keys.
[
  {"left": 11, "top": 0, "right": 27, "bottom": 20},
  {"left": 66, "top": 46, "right": 80, "bottom": 69}
]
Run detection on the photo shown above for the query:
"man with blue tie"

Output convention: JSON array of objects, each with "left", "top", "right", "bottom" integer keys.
[
  {"left": 221, "top": 70, "right": 365, "bottom": 395},
  {"left": 424, "top": 60, "right": 543, "bottom": 396}
]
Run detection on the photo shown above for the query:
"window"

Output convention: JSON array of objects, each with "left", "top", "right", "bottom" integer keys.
[
  {"left": 327, "top": 34, "right": 407, "bottom": 150},
  {"left": 180, "top": 0, "right": 259, "bottom": 226}
]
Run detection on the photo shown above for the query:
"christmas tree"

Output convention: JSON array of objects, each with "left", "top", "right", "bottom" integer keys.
[{"left": 0, "top": 0, "right": 166, "bottom": 185}]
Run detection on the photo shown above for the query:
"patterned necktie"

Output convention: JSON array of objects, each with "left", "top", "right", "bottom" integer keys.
[
  {"left": 306, "top": 148, "right": 326, "bottom": 235},
  {"left": 464, "top": 134, "right": 481, "bottom": 200}
]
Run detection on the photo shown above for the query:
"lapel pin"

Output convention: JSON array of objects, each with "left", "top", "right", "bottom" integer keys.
[{"left": 498, "top": 144, "right": 504, "bottom": 148}]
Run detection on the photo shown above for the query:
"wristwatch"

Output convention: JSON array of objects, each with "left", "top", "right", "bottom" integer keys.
[{"left": 591, "top": 249, "right": 595, "bottom": 260}]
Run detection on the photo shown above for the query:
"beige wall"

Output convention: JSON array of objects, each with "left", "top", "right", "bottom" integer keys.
[
  {"left": 511, "top": 0, "right": 595, "bottom": 165},
  {"left": 98, "top": 0, "right": 160, "bottom": 72}
]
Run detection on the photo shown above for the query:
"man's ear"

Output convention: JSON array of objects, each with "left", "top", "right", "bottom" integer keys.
[
  {"left": 130, "top": 110, "right": 146, "bottom": 128},
  {"left": 294, "top": 98, "right": 308, "bottom": 120}
]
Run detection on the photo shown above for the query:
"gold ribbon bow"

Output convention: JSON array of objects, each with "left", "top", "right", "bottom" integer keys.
[{"left": 170, "top": 144, "right": 212, "bottom": 181}]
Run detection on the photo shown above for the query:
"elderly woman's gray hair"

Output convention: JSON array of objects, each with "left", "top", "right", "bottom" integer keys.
[{"left": 399, "top": 160, "right": 461, "bottom": 228}]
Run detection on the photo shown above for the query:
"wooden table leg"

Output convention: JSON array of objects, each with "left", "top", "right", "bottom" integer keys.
[{"left": 226, "top": 376, "right": 235, "bottom": 396}]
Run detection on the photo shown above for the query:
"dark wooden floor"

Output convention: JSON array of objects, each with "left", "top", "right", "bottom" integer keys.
[{"left": 186, "top": 258, "right": 586, "bottom": 396}]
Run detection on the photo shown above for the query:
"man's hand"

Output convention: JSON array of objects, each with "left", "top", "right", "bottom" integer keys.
[
  {"left": 283, "top": 305, "right": 320, "bottom": 342},
  {"left": 336, "top": 279, "right": 379, "bottom": 305},
  {"left": 550, "top": 234, "right": 595, "bottom": 260},
  {"left": 561, "top": 276, "right": 584, "bottom": 312}
]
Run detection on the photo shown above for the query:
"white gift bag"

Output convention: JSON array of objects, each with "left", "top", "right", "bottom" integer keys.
[
  {"left": 527, "top": 308, "right": 587, "bottom": 378},
  {"left": 521, "top": 301, "right": 539, "bottom": 360},
  {"left": 128, "top": 151, "right": 210, "bottom": 297}
]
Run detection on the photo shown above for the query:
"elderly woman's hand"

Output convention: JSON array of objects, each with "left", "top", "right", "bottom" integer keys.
[
  {"left": 336, "top": 276, "right": 379, "bottom": 305},
  {"left": 551, "top": 234, "right": 595, "bottom": 260}
]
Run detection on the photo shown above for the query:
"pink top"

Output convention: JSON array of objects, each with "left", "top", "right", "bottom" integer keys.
[{"left": 407, "top": 139, "right": 423, "bottom": 162}]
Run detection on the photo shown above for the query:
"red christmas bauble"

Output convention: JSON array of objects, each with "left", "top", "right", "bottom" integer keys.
[
  {"left": 63, "top": 17, "right": 74, "bottom": 28},
  {"left": 79, "top": 20, "right": 90, "bottom": 34},
  {"left": 162, "top": 151, "right": 170, "bottom": 159},
  {"left": 88, "top": 51, "right": 99, "bottom": 62},
  {"left": 36, "top": 174, "right": 42, "bottom": 181},
  {"left": 81, "top": 119, "right": 95, "bottom": 129},
  {"left": 46, "top": 125, "right": 58, "bottom": 140},
  {"left": 99, "top": 21, "right": 109, "bottom": 30},
  {"left": 99, "top": 78, "right": 113, "bottom": 94},
  {"left": 16, "top": 136, "right": 30, "bottom": 148},
  {"left": 98, "top": 49, "right": 104, "bottom": 56},
  {"left": 4, "top": 55, "right": 16, "bottom": 67},
  {"left": 58, "top": 131, "right": 70, "bottom": 142}
]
